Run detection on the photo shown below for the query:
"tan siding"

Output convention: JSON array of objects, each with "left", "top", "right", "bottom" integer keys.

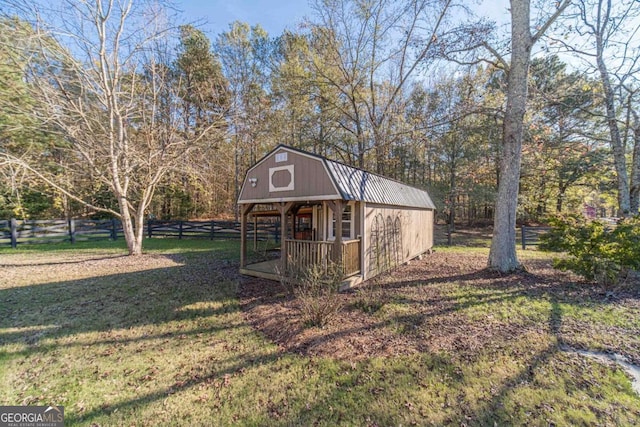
[
  {"left": 238, "top": 149, "right": 339, "bottom": 202},
  {"left": 363, "top": 205, "right": 433, "bottom": 280}
]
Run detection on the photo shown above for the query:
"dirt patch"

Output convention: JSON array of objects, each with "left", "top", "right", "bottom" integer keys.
[{"left": 239, "top": 251, "right": 640, "bottom": 362}]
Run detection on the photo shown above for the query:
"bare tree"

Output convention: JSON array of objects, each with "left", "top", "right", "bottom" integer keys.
[
  {"left": 0, "top": 1, "right": 226, "bottom": 254},
  {"left": 307, "top": 0, "right": 470, "bottom": 171},
  {"left": 557, "top": 0, "right": 640, "bottom": 216}
]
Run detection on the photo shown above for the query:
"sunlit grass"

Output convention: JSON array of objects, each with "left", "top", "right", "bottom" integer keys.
[
  {"left": 1, "top": 241, "right": 639, "bottom": 425},
  {"left": 0, "top": 237, "right": 238, "bottom": 255},
  {"left": 440, "top": 278, "right": 640, "bottom": 330}
]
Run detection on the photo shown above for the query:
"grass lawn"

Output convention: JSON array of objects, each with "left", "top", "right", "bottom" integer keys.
[{"left": 1, "top": 237, "right": 639, "bottom": 426}]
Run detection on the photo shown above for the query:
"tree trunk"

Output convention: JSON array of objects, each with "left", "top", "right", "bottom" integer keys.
[
  {"left": 592, "top": 0, "right": 631, "bottom": 216},
  {"left": 356, "top": 123, "right": 366, "bottom": 169},
  {"left": 556, "top": 193, "right": 563, "bottom": 213},
  {"left": 597, "top": 53, "right": 631, "bottom": 216},
  {"left": 119, "top": 199, "right": 143, "bottom": 256},
  {"left": 631, "top": 110, "right": 640, "bottom": 214},
  {"left": 449, "top": 158, "right": 457, "bottom": 233},
  {"left": 488, "top": 0, "right": 532, "bottom": 272},
  {"left": 556, "top": 181, "right": 568, "bottom": 213}
]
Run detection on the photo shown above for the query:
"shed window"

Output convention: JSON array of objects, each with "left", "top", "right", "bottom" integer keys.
[{"left": 328, "top": 203, "right": 354, "bottom": 240}]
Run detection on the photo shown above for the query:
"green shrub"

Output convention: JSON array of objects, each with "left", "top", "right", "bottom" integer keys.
[{"left": 540, "top": 215, "right": 640, "bottom": 286}]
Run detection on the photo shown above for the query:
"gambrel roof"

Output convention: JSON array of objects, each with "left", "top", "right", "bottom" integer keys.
[{"left": 238, "top": 144, "right": 436, "bottom": 210}]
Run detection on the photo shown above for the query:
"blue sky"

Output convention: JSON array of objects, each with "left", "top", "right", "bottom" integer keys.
[
  {"left": 177, "top": 1, "right": 510, "bottom": 37},
  {"left": 177, "top": 0, "right": 314, "bottom": 36}
]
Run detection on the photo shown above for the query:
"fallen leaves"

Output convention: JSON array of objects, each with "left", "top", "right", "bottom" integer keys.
[{"left": 239, "top": 251, "right": 640, "bottom": 364}]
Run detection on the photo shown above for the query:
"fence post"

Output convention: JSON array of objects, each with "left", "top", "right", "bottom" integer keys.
[
  {"left": 10, "top": 218, "right": 17, "bottom": 249},
  {"left": 111, "top": 218, "right": 118, "bottom": 240},
  {"left": 178, "top": 221, "right": 183, "bottom": 240},
  {"left": 521, "top": 226, "right": 526, "bottom": 250},
  {"left": 68, "top": 218, "right": 76, "bottom": 244},
  {"left": 147, "top": 220, "right": 153, "bottom": 239},
  {"left": 274, "top": 221, "right": 280, "bottom": 243},
  {"left": 210, "top": 220, "right": 215, "bottom": 240}
]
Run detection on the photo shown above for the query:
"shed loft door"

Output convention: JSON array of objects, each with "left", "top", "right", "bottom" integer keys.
[{"left": 327, "top": 202, "right": 354, "bottom": 240}]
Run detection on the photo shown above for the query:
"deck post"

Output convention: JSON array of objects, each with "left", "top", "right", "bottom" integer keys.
[
  {"left": 240, "top": 203, "right": 255, "bottom": 268},
  {"left": 327, "top": 200, "right": 346, "bottom": 265},
  {"left": 253, "top": 216, "right": 258, "bottom": 250},
  {"left": 290, "top": 205, "right": 300, "bottom": 239},
  {"left": 276, "top": 202, "right": 295, "bottom": 268}
]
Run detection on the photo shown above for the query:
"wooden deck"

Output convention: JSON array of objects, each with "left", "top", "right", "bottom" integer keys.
[
  {"left": 239, "top": 260, "right": 280, "bottom": 281},
  {"left": 240, "top": 258, "right": 363, "bottom": 289}
]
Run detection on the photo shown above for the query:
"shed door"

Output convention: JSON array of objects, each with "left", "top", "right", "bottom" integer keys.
[{"left": 327, "top": 202, "right": 355, "bottom": 240}]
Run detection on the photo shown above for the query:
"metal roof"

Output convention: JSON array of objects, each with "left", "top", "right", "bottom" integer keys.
[
  {"left": 258, "top": 145, "right": 435, "bottom": 209},
  {"left": 323, "top": 158, "right": 436, "bottom": 209}
]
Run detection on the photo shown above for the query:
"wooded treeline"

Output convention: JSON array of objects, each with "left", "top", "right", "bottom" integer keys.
[{"left": 1, "top": 0, "right": 638, "bottom": 227}]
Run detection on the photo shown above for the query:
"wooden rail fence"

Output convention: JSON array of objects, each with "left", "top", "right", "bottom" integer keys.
[
  {"left": 0, "top": 219, "right": 279, "bottom": 248},
  {"left": 520, "top": 226, "right": 552, "bottom": 249},
  {"left": 1, "top": 220, "right": 553, "bottom": 251}
]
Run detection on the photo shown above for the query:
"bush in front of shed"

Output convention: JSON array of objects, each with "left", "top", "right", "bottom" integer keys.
[{"left": 278, "top": 258, "right": 344, "bottom": 327}]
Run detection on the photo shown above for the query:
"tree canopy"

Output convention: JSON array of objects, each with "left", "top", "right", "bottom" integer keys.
[{"left": 1, "top": 0, "right": 638, "bottom": 257}]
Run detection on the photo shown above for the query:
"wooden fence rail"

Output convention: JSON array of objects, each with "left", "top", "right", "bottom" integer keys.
[
  {"left": 1, "top": 219, "right": 278, "bottom": 248},
  {"left": 0, "top": 221, "right": 561, "bottom": 250},
  {"left": 520, "top": 226, "right": 552, "bottom": 250}
]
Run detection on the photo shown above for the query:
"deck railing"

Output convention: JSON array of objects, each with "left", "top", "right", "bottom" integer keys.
[
  {"left": 341, "top": 239, "right": 361, "bottom": 276},
  {"left": 284, "top": 238, "right": 361, "bottom": 277},
  {"left": 285, "top": 239, "right": 332, "bottom": 271}
]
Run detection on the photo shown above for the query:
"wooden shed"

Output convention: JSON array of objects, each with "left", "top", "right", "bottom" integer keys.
[{"left": 238, "top": 145, "right": 436, "bottom": 287}]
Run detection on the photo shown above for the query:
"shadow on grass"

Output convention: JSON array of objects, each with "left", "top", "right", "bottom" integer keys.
[
  {"left": 470, "top": 297, "right": 565, "bottom": 424},
  {"left": 244, "top": 255, "right": 636, "bottom": 354},
  {"left": 0, "top": 249, "right": 241, "bottom": 348},
  {"left": 0, "top": 255, "right": 129, "bottom": 268},
  {"left": 244, "top": 265, "right": 571, "bottom": 353},
  {"left": 67, "top": 349, "right": 281, "bottom": 425},
  {"left": 4, "top": 242, "right": 638, "bottom": 425}
]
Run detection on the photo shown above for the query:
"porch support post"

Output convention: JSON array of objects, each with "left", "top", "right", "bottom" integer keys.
[
  {"left": 240, "top": 203, "right": 255, "bottom": 268},
  {"left": 290, "top": 205, "right": 301, "bottom": 239},
  {"left": 276, "top": 202, "right": 295, "bottom": 266},
  {"left": 253, "top": 215, "right": 258, "bottom": 251},
  {"left": 327, "top": 200, "right": 347, "bottom": 266}
]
